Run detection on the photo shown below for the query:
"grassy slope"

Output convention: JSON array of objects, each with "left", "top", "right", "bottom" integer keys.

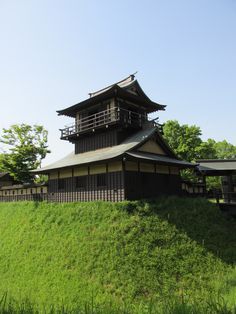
[{"left": 0, "top": 197, "right": 235, "bottom": 309}]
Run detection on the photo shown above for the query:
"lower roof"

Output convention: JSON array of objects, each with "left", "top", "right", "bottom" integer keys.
[
  {"left": 197, "top": 159, "right": 236, "bottom": 175},
  {"left": 33, "top": 128, "right": 157, "bottom": 173},
  {"left": 33, "top": 127, "right": 195, "bottom": 174},
  {"left": 127, "top": 152, "right": 195, "bottom": 168}
]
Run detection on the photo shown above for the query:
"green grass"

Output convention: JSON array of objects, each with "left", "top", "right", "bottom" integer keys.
[
  {"left": 0, "top": 197, "right": 235, "bottom": 312},
  {"left": 0, "top": 295, "right": 235, "bottom": 314}
]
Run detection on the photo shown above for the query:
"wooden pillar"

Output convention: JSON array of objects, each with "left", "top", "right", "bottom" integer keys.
[
  {"left": 202, "top": 175, "right": 206, "bottom": 194},
  {"left": 228, "top": 174, "right": 233, "bottom": 203},
  {"left": 122, "top": 157, "right": 126, "bottom": 200}
]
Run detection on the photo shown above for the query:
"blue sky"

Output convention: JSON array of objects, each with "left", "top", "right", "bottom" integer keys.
[{"left": 0, "top": 0, "right": 235, "bottom": 165}]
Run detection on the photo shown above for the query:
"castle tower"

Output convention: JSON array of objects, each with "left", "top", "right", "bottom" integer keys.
[{"left": 34, "top": 75, "right": 194, "bottom": 201}]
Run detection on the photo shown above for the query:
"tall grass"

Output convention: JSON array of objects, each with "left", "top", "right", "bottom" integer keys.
[
  {"left": 0, "top": 294, "right": 235, "bottom": 314},
  {"left": 0, "top": 197, "right": 235, "bottom": 312}
]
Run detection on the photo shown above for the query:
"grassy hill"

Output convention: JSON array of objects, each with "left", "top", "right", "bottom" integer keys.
[{"left": 0, "top": 197, "right": 235, "bottom": 312}]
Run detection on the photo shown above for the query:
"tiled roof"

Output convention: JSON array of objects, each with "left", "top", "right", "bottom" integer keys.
[
  {"left": 57, "top": 76, "right": 165, "bottom": 117},
  {"left": 32, "top": 127, "right": 157, "bottom": 173},
  {"left": 33, "top": 127, "right": 195, "bottom": 173},
  {"left": 127, "top": 151, "right": 196, "bottom": 168},
  {"left": 88, "top": 74, "right": 136, "bottom": 98},
  {"left": 197, "top": 159, "right": 236, "bottom": 173}
]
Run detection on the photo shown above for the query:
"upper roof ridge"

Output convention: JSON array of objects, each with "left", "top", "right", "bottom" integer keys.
[
  {"left": 57, "top": 72, "right": 165, "bottom": 117},
  {"left": 88, "top": 72, "right": 137, "bottom": 98}
]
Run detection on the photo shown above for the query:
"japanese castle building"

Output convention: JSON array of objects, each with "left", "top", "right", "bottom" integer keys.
[{"left": 34, "top": 75, "right": 194, "bottom": 202}]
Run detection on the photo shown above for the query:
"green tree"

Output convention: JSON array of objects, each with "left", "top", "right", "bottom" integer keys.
[
  {"left": 0, "top": 154, "right": 4, "bottom": 172},
  {"left": 205, "top": 140, "right": 236, "bottom": 191},
  {"left": 196, "top": 139, "right": 217, "bottom": 160},
  {"left": 162, "top": 120, "right": 216, "bottom": 162},
  {"left": 163, "top": 120, "right": 236, "bottom": 190},
  {"left": 214, "top": 140, "right": 236, "bottom": 159},
  {"left": 0, "top": 124, "right": 50, "bottom": 182},
  {"left": 162, "top": 120, "right": 236, "bottom": 162},
  {"left": 163, "top": 120, "right": 206, "bottom": 182}
]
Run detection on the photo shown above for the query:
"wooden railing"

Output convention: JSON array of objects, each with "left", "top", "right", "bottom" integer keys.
[{"left": 60, "top": 107, "right": 148, "bottom": 139}]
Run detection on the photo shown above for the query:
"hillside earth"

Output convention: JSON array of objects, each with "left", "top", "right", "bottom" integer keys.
[{"left": 0, "top": 197, "right": 235, "bottom": 311}]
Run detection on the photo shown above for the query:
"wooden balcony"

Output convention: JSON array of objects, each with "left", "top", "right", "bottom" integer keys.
[{"left": 60, "top": 107, "right": 148, "bottom": 140}]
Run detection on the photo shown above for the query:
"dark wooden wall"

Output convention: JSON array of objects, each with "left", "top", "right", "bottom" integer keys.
[
  {"left": 0, "top": 194, "right": 48, "bottom": 202},
  {"left": 74, "top": 129, "right": 135, "bottom": 154},
  {"left": 75, "top": 130, "right": 118, "bottom": 154},
  {"left": 124, "top": 171, "right": 182, "bottom": 200},
  {"left": 47, "top": 171, "right": 181, "bottom": 202},
  {"left": 48, "top": 171, "right": 125, "bottom": 202},
  {"left": 0, "top": 170, "right": 183, "bottom": 203}
]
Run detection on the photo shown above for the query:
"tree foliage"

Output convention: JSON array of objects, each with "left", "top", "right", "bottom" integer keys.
[
  {"left": 162, "top": 120, "right": 203, "bottom": 161},
  {"left": 213, "top": 140, "right": 236, "bottom": 159},
  {"left": 163, "top": 120, "right": 236, "bottom": 162},
  {"left": 163, "top": 120, "right": 236, "bottom": 189},
  {"left": 0, "top": 154, "right": 4, "bottom": 172},
  {"left": 0, "top": 124, "right": 50, "bottom": 182}
]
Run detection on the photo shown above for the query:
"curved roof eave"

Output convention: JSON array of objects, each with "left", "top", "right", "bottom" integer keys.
[
  {"left": 123, "top": 80, "right": 165, "bottom": 110},
  {"left": 57, "top": 81, "right": 165, "bottom": 117},
  {"left": 126, "top": 151, "right": 196, "bottom": 169},
  {"left": 31, "top": 127, "right": 196, "bottom": 174},
  {"left": 57, "top": 85, "right": 117, "bottom": 117},
  {"left": 116, "top": 85, "right": 165, "bottom": 112},
  {"left": 31, "top": 127, "right": 157, "bottom": 173}
]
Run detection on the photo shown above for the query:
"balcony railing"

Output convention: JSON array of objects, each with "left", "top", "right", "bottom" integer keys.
[{"left": 60, "top": 107, "right": 148, "bottom": 139}]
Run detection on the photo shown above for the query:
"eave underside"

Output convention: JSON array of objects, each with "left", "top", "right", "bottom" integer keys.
[
  {"left": 57, "top": 85, "right": 165, "bottom": 118},
  {"left": 126, "top": 152, "right": 195, "bottom": 169},
  {"left": 33, "top": 152, "right": 194, "bottom": 174},
  {"left": 32, "top": 128, "right": 194, "bottom": 174}
]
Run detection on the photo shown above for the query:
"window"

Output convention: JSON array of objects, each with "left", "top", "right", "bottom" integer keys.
[
  {"left": 97, "top": 173, "right": 107, "bottom": 188},
  {"left": 75, "top": 176, "right": 86, "bottom": 189},
  {"left": 58, "top": 179, "right": 65, "bottom": 190}
]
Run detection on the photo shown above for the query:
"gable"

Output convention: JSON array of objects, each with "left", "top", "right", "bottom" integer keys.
[
  {"left": 125, "top": 84, "right": 139, "bottom": 96},
  {"left": 137, "top": 139, "right": 166, "bottom": 155}
]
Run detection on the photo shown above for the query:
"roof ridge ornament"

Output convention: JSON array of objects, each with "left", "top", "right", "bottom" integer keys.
[{"left": 88, "top": 72, "right": 138, "bottom": 98}]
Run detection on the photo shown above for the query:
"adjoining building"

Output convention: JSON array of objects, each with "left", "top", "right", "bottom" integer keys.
[
  {"left": 0, "top": 172, "right": 47, "bottom": 202},
  {"left": 197, "top": 159, "right": 236, "bottom": 202},
  {"left": 0, "top": 172, "right": 16, "bottom": 188},
  {"left": 0, "top": 183, "right": 48, "bottom": 202},
  {"left": 31, "top": 75, "right": 195, "bottom": 202}
]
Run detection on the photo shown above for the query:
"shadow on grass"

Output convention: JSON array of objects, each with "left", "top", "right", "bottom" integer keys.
[
  {"left": 126, "top": 196, "right": 236, "bottom": 265},
  {"left": 157, "top": 197, "right": 236, "bottom": 265}
]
